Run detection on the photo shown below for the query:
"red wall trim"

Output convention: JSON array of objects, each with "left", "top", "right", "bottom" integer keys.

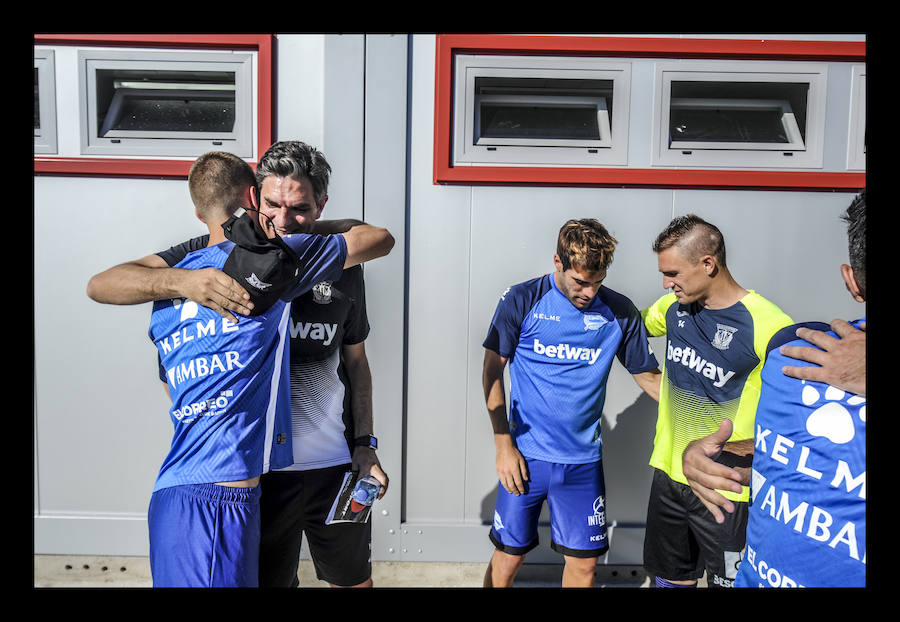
[
  {"left": 434, "top": 34, "right": 866, "bottom": 191},
  {"left": 33, "top": 34, "right": 275, "bottom": 178}
]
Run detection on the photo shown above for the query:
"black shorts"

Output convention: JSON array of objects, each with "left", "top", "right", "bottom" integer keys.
[
  {"left": 643, "top": 468, "right": 747, "bottom": 588},
  {"left": 258, "top": 465, "right": 372, "bottom": 587}
]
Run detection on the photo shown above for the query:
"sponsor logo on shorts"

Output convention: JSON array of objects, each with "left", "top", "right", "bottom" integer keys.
[
  {"left": 724, "top": 550, "right": 742, "bottom": 579},
  {"left": 493, "top": 510, "right": 505, "bottom": 531},
  {"left": 587, "top": 495, "right": 606, "bottom": 527}
]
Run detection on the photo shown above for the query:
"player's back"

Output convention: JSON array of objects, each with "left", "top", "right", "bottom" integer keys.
[{"left": 149, "top": 242, "right": 296, "bottom": 491}]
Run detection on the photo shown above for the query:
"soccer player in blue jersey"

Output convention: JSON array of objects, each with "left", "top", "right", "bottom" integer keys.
[
  {"left": 87, "top": 151, "right": 393, "bottom": 587},
  {"left": 482, "top": 219, "right": 662, "bottom": 588},
  {"left": 682, "top": 191, "right": 866, "bottom": 587},
  {"left": 641, "top": 215, "right": 793, "bottom": 588}
]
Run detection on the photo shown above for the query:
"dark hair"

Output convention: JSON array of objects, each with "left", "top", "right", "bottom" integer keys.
[
  {"left": 652, "top": 214, "right": 727, "bottom": 266},
  {"left": 842, "top": 189, "right": 866, "bottom": 294},
  {"left": 255, "top": 140, "right": 332, "bottom": 205},
  {"left": 188, "top": 151, "right": 256, "bottom": 221},
  {"left": 556, "top": 219, "right": 618, "bottom": 273}
]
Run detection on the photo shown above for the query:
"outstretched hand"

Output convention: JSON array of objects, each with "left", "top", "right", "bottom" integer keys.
[
  {"left": 682, "top": 419, "right": 745, "bottom": 524},
  {"left": 781, "top": 319, "right": 865, "bottom": 397}
]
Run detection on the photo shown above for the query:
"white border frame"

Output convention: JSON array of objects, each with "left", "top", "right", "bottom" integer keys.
[
  {"left": 847, "top": 64, "right": 866, "bottom": 171},
  {"left": 78, "top": 48, "right": 255, "bottom": 158},
  {"left": 34, "top": 49, "right": 58, "bottom": 155},
  {"left": 651, "top": 60, "right": 828, "bottom": 169},
  {"left": 453, "top": 55, "right": 631, "bottom": 167}
]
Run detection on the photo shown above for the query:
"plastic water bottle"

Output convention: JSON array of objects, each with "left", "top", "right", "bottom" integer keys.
[{"left": 350, "top": 475, "right": 381, "bottom": 513}]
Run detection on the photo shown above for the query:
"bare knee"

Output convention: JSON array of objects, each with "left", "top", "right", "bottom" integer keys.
[
  {"left": 485, "top": 550, "right": 526, "bottom": 587},
  {"left": 562, "top": 556, "right": 597, "bottom": 587}
]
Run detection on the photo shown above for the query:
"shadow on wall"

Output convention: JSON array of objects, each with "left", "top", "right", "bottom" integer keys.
[
  {"left": 477, "top": 391, "right": 659, "bottom": 526},
  {"left": 600, "top": 392, "right": 658, "bottom": 521}
]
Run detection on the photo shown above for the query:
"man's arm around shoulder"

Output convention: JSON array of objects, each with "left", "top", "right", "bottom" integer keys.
[
  {"left": 86, "top": 253, "right": 253, "bottom": 322},
  {"left": 340, "top": 223, "right": 394, "bottom": 268}
]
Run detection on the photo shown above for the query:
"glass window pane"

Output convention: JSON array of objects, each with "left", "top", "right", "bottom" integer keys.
[
  {"left": 480, "top": 103, "right": 600, "bottom": 140},
  {"left": 670, "top": 80, "right": 809, "bottom": 143},
  {"left": 671, "top": 108, "right": 789, "bottom": 143},
  {"left": 96, "top": 69, "right": 236, "bottom": 136}
]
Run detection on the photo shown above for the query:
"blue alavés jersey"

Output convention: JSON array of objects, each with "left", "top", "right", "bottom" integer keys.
[
  {"left": 735, "top": 319, "right": 866, "bottom": 588},
  {"left": 483, "top": 274, "right": 658, "bottom": 464},
  {"left": 148, "top": 234, "right": 346, "bottom": 492}
]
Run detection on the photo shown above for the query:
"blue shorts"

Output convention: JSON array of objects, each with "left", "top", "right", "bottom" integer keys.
[
  {"left": 489, "top": 458, "right": 609, "bottom": 558},
  {"left": 148, "top": 482, "right": 262, "bottom": 587}
]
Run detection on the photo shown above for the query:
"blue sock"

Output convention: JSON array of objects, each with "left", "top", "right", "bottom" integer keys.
[{"left": 655, "top": 576, "right": 697, "bottom": 588}]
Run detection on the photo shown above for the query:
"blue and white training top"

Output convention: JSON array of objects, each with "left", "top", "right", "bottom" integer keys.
[
  {"left": 735, "top": 319, "right": 866, "bottom": 588},
  {"left": 148, "top": 234, "right": 346, "bottom": 492},
  {"left": 483, "top": 273, "right": 658, "bottom": 464}
]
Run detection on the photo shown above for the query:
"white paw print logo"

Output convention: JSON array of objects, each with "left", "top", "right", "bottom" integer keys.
[
  {"left": 172, "top": 299, "right": 199, "bottom": 322},
  {"left": 801, "top": 382, "right": 865, "bottom": 444}
]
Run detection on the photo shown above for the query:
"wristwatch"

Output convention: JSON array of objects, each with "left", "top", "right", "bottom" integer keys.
[{"left": 353, "top": 434, "right": 378, "bottom": 450}]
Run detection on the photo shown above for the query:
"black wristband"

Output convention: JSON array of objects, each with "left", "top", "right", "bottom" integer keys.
[
  {"left": 716, "top": 451, "right": 752, "bottom": 468},
  {"left": 353, "top": 435, "right": 378, "bottom": 450}
]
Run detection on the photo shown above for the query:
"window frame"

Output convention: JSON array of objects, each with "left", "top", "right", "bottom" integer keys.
[
  {"left": 33, "top": 34, "right": 274, "bottom": 178},
  {"left": 651, "top": 60, "right": 828, "bottom": 169},
  {"left": 433, "top": 34, "right": 865, "bottom": 190},
  {"left": 847, "top": 64, "right": 866, "bottom": 171},
  {"left": 453, "top": 54, "right": 630, "bottom": 166},
  {"left": 34, "top": 48, "right": 58, "bottom": 155},
  {"left": 79, "top": 48, "right": 255, "bottom": 158}
]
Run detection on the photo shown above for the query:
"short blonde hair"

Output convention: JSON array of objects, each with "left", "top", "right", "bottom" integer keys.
[
  {"left": 188, "top": 151, "right": 256, "bottom": 221},
  {"left": 556, "top": 219, "right": 617, "bottom": 273}
]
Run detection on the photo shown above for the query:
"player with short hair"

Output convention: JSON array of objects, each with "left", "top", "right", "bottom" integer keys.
[
  {"left": 87, "top": 151, "right": 393, "bottom": 587},
  {"left": 641, "top": 214, "right": 793, "bottom": 588},
  {"left": 157, "top": 141, "right": 388, "bottom": 588},
  {"left": 482, "top": 218, "right": 661, "bottom": 588}
]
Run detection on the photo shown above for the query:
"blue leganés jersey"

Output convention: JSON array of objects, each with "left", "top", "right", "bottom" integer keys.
[
  {"left": 735, "top": 319, "right": 866, "bottom": 588},
  {"left": 148, "top": 233, "right": 346, "bottom": 492},
  {"left": 483, "top": 274, "right": 658, "bottom": 464}
]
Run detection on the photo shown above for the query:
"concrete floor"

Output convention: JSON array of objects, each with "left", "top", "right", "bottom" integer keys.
[{"left": 34, "top": 555, "right": 664, "bottom": 588}]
